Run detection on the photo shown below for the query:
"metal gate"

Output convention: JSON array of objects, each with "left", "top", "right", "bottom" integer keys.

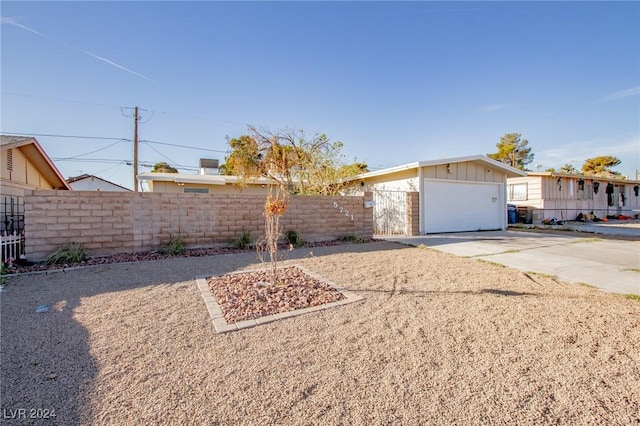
[
  {"left": 1, "top": 196, "right": 25, "bottom": 263},
  {"left": 373, "top": 190, "right": 407, "bottom": 235}
]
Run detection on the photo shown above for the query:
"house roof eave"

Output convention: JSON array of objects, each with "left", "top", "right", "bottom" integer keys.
[
  {"left": 1, "top": 135, "right": 71, "bottom": 190},
  {"left": 358, "top": 155, "right": 527, "bottom": 180}
]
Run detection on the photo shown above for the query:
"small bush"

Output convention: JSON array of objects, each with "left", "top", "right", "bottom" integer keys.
[
  {"left": 167, "top": 237, "right": 186, "bottom": 256},
  {"left": 0, "top": 262, "right": 12, "bottom": 285},
  {"left": 234, "top": 230, "right": 252, "bottom": 250},
  {"left": 285, "top": 230, "right": 304, "bottom": 247},
  {"left": 338, "top": 234, "right": 366, "bottom": 244},
  {"left": 44, "top": 242, "right": 88, "bottom": 265}
]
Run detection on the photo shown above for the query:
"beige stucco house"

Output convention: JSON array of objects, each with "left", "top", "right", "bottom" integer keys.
[
  {"left": 137, "top": 172, "right": 271, "bottom": 194},
  {"left": 0, "top": 135, "right": 70, "bottom": 239},
  {"left": 507, "top": 172, "right": 640, "bottom": 223},
  {"left": 357, "top": 155, "right": 526, "bottom": 234}
]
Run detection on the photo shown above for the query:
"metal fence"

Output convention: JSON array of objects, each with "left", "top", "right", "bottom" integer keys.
[
  {"left": 372, "top": 190, "right": 407, "bottom": 235},
  {"left": 1, "top": 196, "right": 25, "bottom": 263}
]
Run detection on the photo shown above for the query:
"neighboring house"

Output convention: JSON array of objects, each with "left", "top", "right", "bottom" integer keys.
[
  {"left": 0, "top": 135, "right": 70, "bottom": 236},
  {"left": 138, "top": 157, "right": 270, "bottom": 194},
  {"left": 0, "top": 135, "right": 71, "bottom": 197},
  {"left": 357, "top": 155, "right": 526, "bottom": 235},
  {"left": 507, "top": 172, "right": 640, "bottom": 223},
  {"left": 67, "top": 174, "right": 132, "bottom": 192},
  {"left": 137, "top": 172, "right": 270, "bottom": 194},
  {"left": 0, "top": 135, "right": 70, "bottom": 260}
]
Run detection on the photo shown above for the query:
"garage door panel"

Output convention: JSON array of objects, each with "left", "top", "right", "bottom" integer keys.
[{"left": 424, "top": 180, "right": 503, "bottom": 233}]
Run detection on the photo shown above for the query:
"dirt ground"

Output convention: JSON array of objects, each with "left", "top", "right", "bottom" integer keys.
[{"left": 1, "top": 241, "right": 639, "bottom": 425}]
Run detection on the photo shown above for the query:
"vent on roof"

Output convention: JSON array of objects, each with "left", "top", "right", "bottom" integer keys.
[
  {"left": 6, "top": 149, "right": 12, "bottom": 171},
  {"left": 199, "top": 158, "right": 219, "bottom": 175}
]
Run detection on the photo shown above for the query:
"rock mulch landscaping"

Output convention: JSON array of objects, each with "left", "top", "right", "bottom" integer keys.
[
  {"left": 207, "top": 266, "right": 345, "bottom": 324},
  {"left": 1, "top": 241, "right": 638, "bottom": 425}
]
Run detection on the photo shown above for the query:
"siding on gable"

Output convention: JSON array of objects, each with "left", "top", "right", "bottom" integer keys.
[
  {"left": 0, "top": 146, "right": 54, "bottom": 194},
  {"left": 421, "top": 161, "right": 506, "bottom": 184}
]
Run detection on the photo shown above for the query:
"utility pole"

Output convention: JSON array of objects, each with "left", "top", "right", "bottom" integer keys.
[{"left": 133, "top": 106, "right": 139, "bottom": 192}]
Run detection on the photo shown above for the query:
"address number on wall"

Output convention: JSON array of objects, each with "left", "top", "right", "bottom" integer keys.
[{"left": 333, "top": 201, "right": 354, "bottom": 221}]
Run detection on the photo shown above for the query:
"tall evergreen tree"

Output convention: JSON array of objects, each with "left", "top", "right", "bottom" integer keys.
[
  {"left": 487, "top": 133, "right": 534, "bottom": 170},
  {"left": 581, "top": 156, "right": 622, "bottom": 178}
]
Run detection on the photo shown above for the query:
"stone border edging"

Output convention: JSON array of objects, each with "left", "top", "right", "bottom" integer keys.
[{"left": 196, "top": 265, "right": 364, "bottom": 333}]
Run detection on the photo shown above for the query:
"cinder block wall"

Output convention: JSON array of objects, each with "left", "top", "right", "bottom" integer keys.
[
  {"left": 406, "top": 192, "right": 420, "bottom": 236},
  {"left": 24, "top": 190, "right": 373, "bottom": 260}
]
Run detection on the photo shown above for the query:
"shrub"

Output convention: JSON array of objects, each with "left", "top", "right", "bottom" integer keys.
[
  {"left": 285, "top": 230, "right": 304, "bottom": 248},
  {"left": 0, "top": 262, "right": 12, "bottom": 285},
  {"left": 234, "top": 230, "right": 252, "bottom": 250},
  {"left": 338, "top": 234, "right": 366, "bottom": 244},
  {"left": 44, "top": 242, "right": 88, "bottom": 265},
  {"left": 167, "top": 237, "right": 186, "bottom": 256}
]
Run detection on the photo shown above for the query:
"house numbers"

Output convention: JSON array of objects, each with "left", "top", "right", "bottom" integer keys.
[{"left": 333, "top": 201, "right": 354, "bottom": 221}]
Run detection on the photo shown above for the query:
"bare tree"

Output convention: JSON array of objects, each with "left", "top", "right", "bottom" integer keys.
[{"left": 222, "top": 126, "right": 366, "bottom": 284}]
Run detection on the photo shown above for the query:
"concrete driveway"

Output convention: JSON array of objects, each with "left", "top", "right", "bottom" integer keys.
[{"left": 385, "top": 229, "right": 640, "bottom": 296}]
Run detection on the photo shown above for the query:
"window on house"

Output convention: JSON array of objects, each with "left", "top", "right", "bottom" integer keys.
[
  {"left": 578, "top": 183, "right": 593, "bottom": 200},
  {"left": 183, "top": 187, "right": 209, "bottom": 194},
  {"left": 507, "top": 183, "right": 528, "bottom": 201}
]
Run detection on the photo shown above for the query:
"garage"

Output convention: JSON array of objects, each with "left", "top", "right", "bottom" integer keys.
[
  {"left": 358, "top": 155, "right": 526, "bottom": 235},
  {"left": 423, "top": 179, "right": 504, "bottom": 233}
]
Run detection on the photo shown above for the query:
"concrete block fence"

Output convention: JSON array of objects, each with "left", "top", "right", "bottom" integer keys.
[
  {"left": 24, "top": 190, "right": 374, "bottom": 260},
  {"left": 407, "top": 192, "right": 420, "bottom": 236}
]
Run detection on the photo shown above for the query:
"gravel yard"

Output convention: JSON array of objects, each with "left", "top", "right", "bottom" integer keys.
[{"left": 1, "top": 241, "right": 639, "bottom": 425}]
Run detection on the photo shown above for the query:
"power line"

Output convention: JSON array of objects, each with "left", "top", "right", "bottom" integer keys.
[
  {"left": 51, "top": 158, "right": 127, "bottom": 164},
  {"left": 2, "top": 131, "right": 127, "bottom": 141},
  {"left": 140, "top": 139, "right": 229, "bottom": 154},
  {"left": 2, "top": 132, "right": 229, "bottom": 153},
  {"left": 54, "top": 140, "right": 126, "bottom": 160},
  {"left": 140, "top": 141, "right": 179, "bottom": 168},
  {"left": 50, "top": 157, "right": 200, "bottom": 171}
]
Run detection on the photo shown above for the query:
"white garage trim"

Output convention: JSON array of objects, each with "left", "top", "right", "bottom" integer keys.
[{"left": 422, "top": 179, "right": 505, "bottom": 233}]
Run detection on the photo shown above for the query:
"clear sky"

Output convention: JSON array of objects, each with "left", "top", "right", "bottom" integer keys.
[{"left": 2, "top": 1, "right": 639, "bottom": 190}]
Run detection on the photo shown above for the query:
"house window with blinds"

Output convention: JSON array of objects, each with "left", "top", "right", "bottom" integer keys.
[{"left": 507, "top": 183, "right": 528, "bottom": 201}]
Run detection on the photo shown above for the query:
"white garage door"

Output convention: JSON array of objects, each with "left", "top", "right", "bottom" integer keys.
[{"left": 423, "top": 179, "right": 504, "bottom": 233}]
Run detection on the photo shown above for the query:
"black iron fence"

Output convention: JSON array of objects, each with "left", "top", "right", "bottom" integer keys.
[{"left": 1, "top": 196, "right": 25, "bottom": 263}]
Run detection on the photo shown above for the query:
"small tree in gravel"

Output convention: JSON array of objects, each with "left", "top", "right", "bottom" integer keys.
[{"left": 222, "top": 126, "right": 364, "bottom": 284}]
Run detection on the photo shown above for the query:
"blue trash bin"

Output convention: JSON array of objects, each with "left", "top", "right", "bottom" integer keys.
[{"left": 507, "top": 204, "right": 517, "bottom": 224}]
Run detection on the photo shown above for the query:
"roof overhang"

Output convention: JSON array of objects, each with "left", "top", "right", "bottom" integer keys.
[
  {"left": 358, "top": 155, "right": 527, "bottom": 180},
  {"left": 137, "top": 172, "right": 271, "bottom": 186},
  {"left": 521, "top": 172, "right": 640, "bottom": 185}
]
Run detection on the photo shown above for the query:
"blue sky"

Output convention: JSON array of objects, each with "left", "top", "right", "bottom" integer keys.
[{"left": 2, "top": 1, "right": 639, "bottom": 190}]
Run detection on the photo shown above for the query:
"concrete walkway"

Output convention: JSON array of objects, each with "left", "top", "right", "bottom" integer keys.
[{"left": 384, "top": 227, "right": 640, "bottom": 296}]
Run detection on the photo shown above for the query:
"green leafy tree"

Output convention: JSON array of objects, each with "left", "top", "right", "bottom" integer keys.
[
  {"left": 559, "top": 163, "right": 579, "bottom": 174},
  {"left": 581, "top": 156, "right": 622, "bottom": 178},
  {"left": 487, "top": 133, "right": 534, "bottom": 170},
  {"left": 151, "top": 162, "right": 178, "bottom": 173}
]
